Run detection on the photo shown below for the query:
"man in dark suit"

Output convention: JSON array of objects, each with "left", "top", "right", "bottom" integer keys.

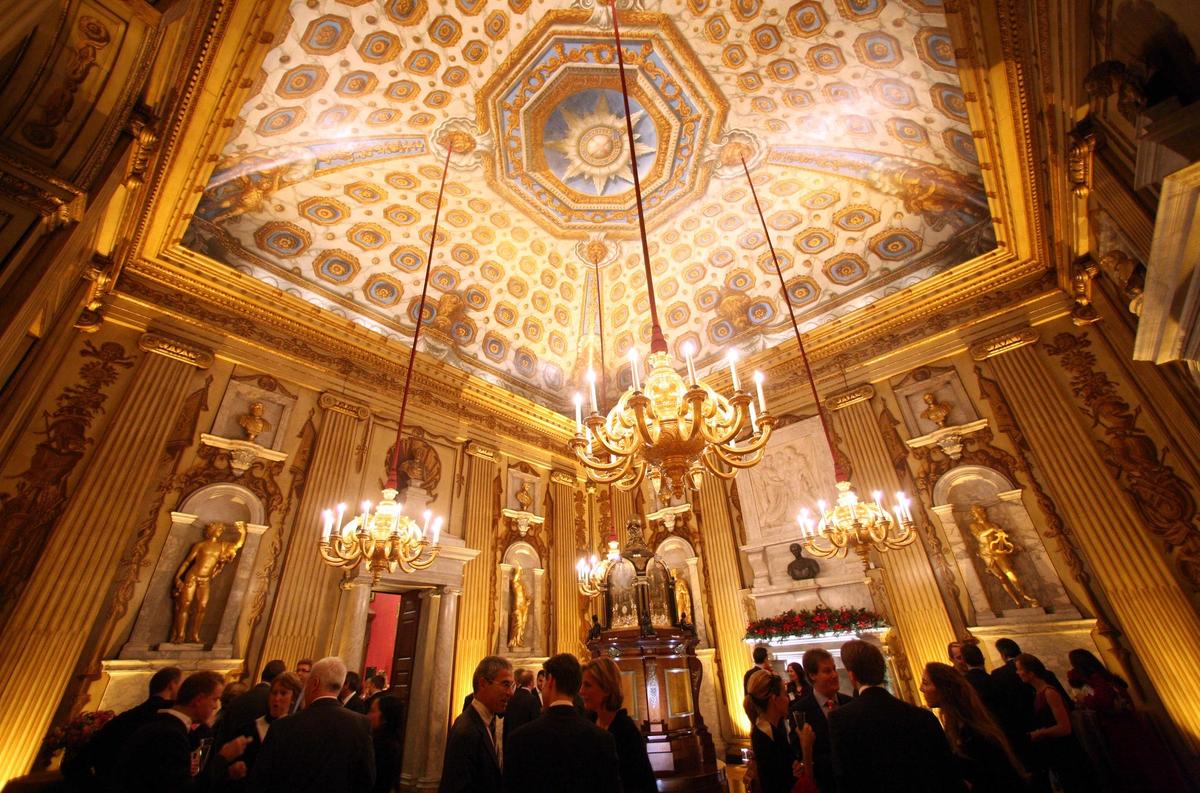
[
  {"left": 503, "top": 653, "right": 620, "bottom": 793},
  {"left": 961, "top": 644, "right": 1002, "bottom": 717},
  {"left": 70, "top": 666, "right": 182, "bottom": 787},
  {"left": 439, "top": 655, "right": 513, "bottom": 793},
  {"left": 792, "top": 648, "right": 851, "bottom": 793},
  {"left": 504, "top": 667, "right": 541, "bottom": 736},
  {"left": 340, "top": 670, "right": 367, "bottom": 714},
  {"left": 218, "top": 658, "right": 286, "bottom": 743},
  {"left": 829, "top": 640, "right": 964, "bottom": 793},
  {"left": 744, "top": 645, "right": 771, "bottom": 691},
  {"left": 115, "top": 670, "right": 250, "bottom": 793},
  {"left": 248, "top": 656, "right": 375, "bottom": 793}
]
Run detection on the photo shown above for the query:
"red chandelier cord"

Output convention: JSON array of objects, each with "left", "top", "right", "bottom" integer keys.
[
  {"left": 611, "top": 2, "right": 667, "bottom": 354},
  {"left": 741, "top": 155, "right": 846, "bottom": 482},
  {"left": 387, "top": 140, "right": 454, "bottom": 490},
  {"left": 593, "top": 252, "right": 608, "bottom": 410}
]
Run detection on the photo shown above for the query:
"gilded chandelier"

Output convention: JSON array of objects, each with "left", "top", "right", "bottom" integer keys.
[
  {"left": 576, "top": 536, "right": 621, "bottom": 597},
  {"left": 318, "top": 137, "right": 467, "bottom": 583},
  {"left": 568, "top": 3, "right": 773, "bottom": 498}
]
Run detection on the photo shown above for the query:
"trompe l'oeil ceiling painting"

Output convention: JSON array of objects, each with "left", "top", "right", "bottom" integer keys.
[{"left": 183, "top": 0, "right": 994, "bottom": 408}]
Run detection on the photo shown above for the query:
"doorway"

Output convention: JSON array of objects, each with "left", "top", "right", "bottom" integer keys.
[{"left": 362, "top": 590, "right": 423, "bottom": 752}]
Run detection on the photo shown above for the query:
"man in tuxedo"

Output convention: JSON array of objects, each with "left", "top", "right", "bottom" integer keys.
[
  {"left": 744, "top": 645, "right": 772, "bottom": 691},
  {"left": 249, "top": 656, "right": 375, "bottom": 793},
  {"left": 828, "top": 640, "right": 964, "bottom": 793},
  {"left": 792, "top": 649, "right": 851, "bottom": 793},
  {"left": 439, "top": 655, "right": 513, "bottom": 793},
  {"left": 504, "top": 668, "right": 541, "bottom": 736},
  {"left": 503, "top": 653, "right": 620, "bottom": 793},
  {"left": 219, "top": 658, "right": 286, "bottom": 743},
  {"left": 115, "top": 670, "right": 250, "bottom": 793},
  {"left": 71, "top": 666, "right": 182, "bottom": 787},
  {"left": 948, "top": 641, "right": 968, "bottom": 674},
  {"left": 340, "top": 670, "right": 367, "bottom": 714},
  {"left": 365, "top": 674, "right": 389, "bottom": 708},
  {"left": 535, "top": 669, "right": 546, "bottom": 707},
  {"left": 961, "top": 644, "right": 1002, "bottom": 717}
]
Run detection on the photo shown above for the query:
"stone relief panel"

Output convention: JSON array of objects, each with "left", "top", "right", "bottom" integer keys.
[
  {"left": 361, "top": 421, "right": 459, "bottom": 536},
  {"left": 930, "top": 465, "right": 1076, "bottom": 624}
]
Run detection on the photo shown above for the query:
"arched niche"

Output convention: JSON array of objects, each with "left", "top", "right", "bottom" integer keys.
[
  {"left": 497, "top": 541, "right": 545, "bottom": 657},
  {"left": 656, "top": 536, "right": 709, "bottom": 647},
  {"left": 931, "top": 465, "right": 1076, "bottom": 623}
]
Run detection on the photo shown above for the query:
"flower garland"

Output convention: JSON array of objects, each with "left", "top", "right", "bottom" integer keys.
[
  {"left": 745, "top": 606, "right": 887, "bottom": 641},
  {"left": 38, "top": 710, "right": 114, "bottom": 767}
]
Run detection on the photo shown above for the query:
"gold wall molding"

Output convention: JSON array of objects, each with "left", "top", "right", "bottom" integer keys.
[
  {"left": 826, "top": 384, "right": 876, "bottom": 411},
  {"left": 969, "top": 327, "right": 1040, "bottom": 361},
  {"left": 465, "top": 441, "right": 497, "bottom": 461},
  {"left": 137, "top": 331, "right": 214, "bottom": 369},
  {"left": 550, "top": 469, "right": 577, "bottom": 487},
  {"left": 316, "top": 392, "right": 369, "bottom": 420}
]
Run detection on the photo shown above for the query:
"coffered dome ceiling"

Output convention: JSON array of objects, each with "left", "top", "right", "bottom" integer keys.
[{"left": 183, "top": 0, "right": 994, "bottom": 407}]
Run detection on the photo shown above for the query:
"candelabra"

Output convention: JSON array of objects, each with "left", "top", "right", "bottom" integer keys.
[{"left": 576, "top": 536, "right": 621, "bottom": 597}]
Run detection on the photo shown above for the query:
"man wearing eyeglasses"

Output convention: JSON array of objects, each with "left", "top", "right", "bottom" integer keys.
[{"left": 438, "top": 655, "right": 513, "bottom": 793}]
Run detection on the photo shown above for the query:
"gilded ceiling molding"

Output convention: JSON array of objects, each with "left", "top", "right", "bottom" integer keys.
[
  {"left": 137, "top": 331, "right": 214, "bottom": 369},
  {"left": 826, "top": 385, "right": 875, "bottom": 412},
  {"left": 317, "top": 392, "right": 369, "bottom": 420},
  {"left": 550, "top": 470, "right": 578, "bottom": 487},
  {"left": 466, "top": 441, "right": 498, "bottom": 461},
  {"left": 968, "top": 327, "right": 1040, "bottom": 361}
]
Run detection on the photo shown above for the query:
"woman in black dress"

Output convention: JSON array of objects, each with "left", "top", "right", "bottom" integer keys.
[
  {"left": 581, "top": 657, "right": 656, "bottom": 793},
  {"left": 745, "top": 669, "right": 810, "bottom": 793},
  {"left": 921, "top": 662, "right": 1027, "bottom": 792},
  {"left": 368, "top": 695, "right": 405, "bottom": 793}
]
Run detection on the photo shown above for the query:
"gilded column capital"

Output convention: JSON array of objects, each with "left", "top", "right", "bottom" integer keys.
[
  {"left": 317, "top": 392, "right": 369, "bottom": 420},
  {"left": 550, "top": 470, "right": 578, "bottom": 487},
  {"left": 969, "top": 328, "right": 1040, "bottom": 361},
  {"left": 465, "top": 441, "right": 497, "bottom": 460},
  {"left": 826, "top": 384, "right": 875, "bottom": 411},
  {"left": 137, "top": 331, "right": 214, "bottom": 369}
]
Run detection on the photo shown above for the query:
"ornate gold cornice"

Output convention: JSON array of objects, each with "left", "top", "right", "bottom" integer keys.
[
  {"left": 317, "top": 392, "right": 369, "bottom": 420},
  {"left": 137, "top": 331, "right": 214, "bottom": 368},
  {"left": 466, "top": 442, "right": 498, "bottom": 461},
  {"left": 550, "top": 470, "right": 578, "bottom": 487},
  {"left": 826, "top": 385, "right": 876, "bottom": 411},
  {"left": 969, "top": 327, "right": 1040, "bottom": 360}
]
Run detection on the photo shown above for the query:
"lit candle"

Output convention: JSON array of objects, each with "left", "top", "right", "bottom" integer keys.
[
  {"left": 322, "top": 509, "right": 334, "bottom": 541},
  {"left": 586, "top": 369, "right": 598, "bottom": 413},
  {"left": 423, "top": 509, "right": 432, "bottom": 537},
  {"left": 573, "top": 392, "right": 583, "bottom": 432},
  {"left": 629, "top": 348, "right": 641, "bottom": 391},
  {"left": 753, "top": 370, "right": 766, "bottom": 411},
  {"left": 872, "top": 491, "right": 883, "bottom": 507},
  {"left": 335, "top": 503, "right": 347, "bottom": 537},
  {"left": 749, "top": 402, "right": 759, "bottom": 433},
  {"left": 726, "top": 350, "right": 741, "bottom": 391},
  {"left": 682, "top": 341, "right": 698, "bottom": 384},
  {"left": 431, "top": 517, "right": 443, "bottom": 545}
]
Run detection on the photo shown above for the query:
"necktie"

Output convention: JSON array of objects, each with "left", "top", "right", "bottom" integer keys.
[
  {"left": 824, "top": 698, "right": 836, "bottom": 718},
  {"left": 489, "top": 717, "right": 502, "bottom": 769}
]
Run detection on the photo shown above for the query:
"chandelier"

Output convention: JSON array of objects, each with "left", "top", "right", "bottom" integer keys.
[
  {"left": 568, "top": 4, "right": 773, "bottom": 498},
  {"left": 576, "top": 535, "right": 621, "bottom": 597},
  {"left": 740, "top": 156, "right": 916, "bottom": 573},
  {"left": 318, "top": 137, "right": 466, "bottom": 583}
]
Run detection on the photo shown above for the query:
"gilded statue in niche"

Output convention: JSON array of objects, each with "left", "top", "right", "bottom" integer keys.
[
  {"left": 671, "top": 569, "right": 693, "bottom": 624},
  {"left": 920, "top": 392, "right": 953, "bottom": 428},
  {"left": 509, "top": 565, "right": 530, "bottom": 647},
  {"left": 171, "top": 521, "right": 247, "bottom": 643},
  {"left": 515, "top": 481, "right": 533, "bottom": 511},
  {"left": 967, "top": 505, "right": 1040, "bottom": 609},
  {"left": 238, "top": 401, "right": 271, "bottom": 442}
]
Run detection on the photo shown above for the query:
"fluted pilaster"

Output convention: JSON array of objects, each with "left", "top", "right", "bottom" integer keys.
[
  {"left": 0, "top": 331, "right": 211, "bottom": 783},
  {"left": 983, "top": 335, "right": 1200, "bottom": 752},
  {"left": 451, "top": 444, "right": 498, "bottom": 710},
  {"left": 550, "top": 471, "right": 584, "bottom": 655},
  {"left": 259, "top": 392, "right": 369, "bottom": 669},
  {"left": 832, "top": 394, "right": 957, "bottom": 691},
  {"left": 696, "top": 473, "right": 752, "bottom": 738}
]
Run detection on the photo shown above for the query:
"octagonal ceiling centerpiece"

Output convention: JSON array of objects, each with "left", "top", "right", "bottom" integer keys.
[{"left": 182, "top": 0, "right": 995, "bottom": 409}]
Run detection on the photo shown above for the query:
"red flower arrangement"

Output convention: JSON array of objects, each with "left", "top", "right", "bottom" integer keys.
[
  {"left": 37, "top": 710, "right": 114, "bottom": 768},
  {"left": 745, "top": 606, "right": 887, "bottom": 641}
]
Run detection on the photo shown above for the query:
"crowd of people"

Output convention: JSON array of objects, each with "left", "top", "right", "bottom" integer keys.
[
  {"left": 61, "top": 657, "right": 402, "bottom": 793},
  {"left": 745, "top": 638, "right": 1185, "bottom": 793}
]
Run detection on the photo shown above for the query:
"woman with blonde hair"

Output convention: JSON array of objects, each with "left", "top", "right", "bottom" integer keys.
[
  {"left": 921, "top": 662, "right": 1026, "bottom": 792},
  {"left": 744, "top": 669, "right": 814, "bottom": 793},
  {"left": 580, "top": 657, "right": 656, "bottom": 793}
]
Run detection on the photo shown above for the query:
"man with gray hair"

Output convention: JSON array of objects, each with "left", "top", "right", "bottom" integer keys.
[
  {"left": 438, "top": 655, "right": 513, "bottom": 793},
  {"left": 249, "top": 656, "right": 375, "bottom": 793}
]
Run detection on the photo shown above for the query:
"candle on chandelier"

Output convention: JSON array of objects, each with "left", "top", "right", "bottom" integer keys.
[
  {"left": 573, "top": 392, "right": 583, "bottom": 433},
  {"left": 586, "top": 369, "right": 599, "bottom": 413},
  {"left": 797, "top": 508, "right": 812, "bottom": 537},
  {"left": 753, "top": 370, "right": 766, "bottom": 412},
  {"left": 872, "top": 491, "right": 883, "bottom": 508},
  {"left": 749, "top": 402, "right": 759, "bottom": 434},
  {"left": 726, "top": 350, "right": 741, "bottom": 391},
  {"left": 322, "top": 509, "right": 334, "bottom": 541},
  {"left": 682, "top": 341, "right": 698, "bottom": 384},
  {"left": 895, "top": 492, "right": 912, "bottom": 522},
  {"left": 431, "top": 516, "right": 443, "bottom": 545},
  {"left": 422, "top": 509, "right": 432, "bottom": 540},
  {"left": 629, "top": 348, "right": 641, "bottom": 391},
  {"left": 336, "top": 503, "right": 347, "bottom": 537},
  {"left": 360, "top": 501, "right": 372, "bottom": 532}
]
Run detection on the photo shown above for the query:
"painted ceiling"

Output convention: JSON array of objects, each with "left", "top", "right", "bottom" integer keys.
[{"left": 183, "top": 0, "right": 994, "bottom": 408}]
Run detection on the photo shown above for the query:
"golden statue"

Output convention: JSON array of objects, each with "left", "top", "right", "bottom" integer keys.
[
  {"left": 515, "top": 481, "right": 533, "bottom": 512},
  {"left": 671, "top": 569, "right": 693, "bottom": 624},
  {"left": 509, "top": 565, "right": 529, "bottom": 647},
  {"left": 237, "top": 401, "right": 271, "bottom": 442},
  {"left": 171, "top": 521, "right": 247, "bottom": 643},
  {"left": 920, "top": 392, "right": 953, "bottom": 428},
  {"left": 967, "top": 505, "right": 1040, "bottom": 609}
]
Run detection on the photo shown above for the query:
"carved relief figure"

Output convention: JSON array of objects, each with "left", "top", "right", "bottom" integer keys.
[
  {"left": 509, "top": 565, "right": 529, "bottom": 647},
  {"left": 515, "top": 481, "right": 533, "bottom": 512},
  {"left": 171, "top": 521, "right": 247, "bottom": 643},
  {"left": 967, "top": 505, "right": 1040, "bottom": 609},
  {"left": 238, "top": 401, "right": 271, "bottom": 442},
  {"left": 754, "top": 445, "right": 815, "bottom": 530},
  {"left": 920, "top": 392, "right": 953, "bottom": 428}
]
